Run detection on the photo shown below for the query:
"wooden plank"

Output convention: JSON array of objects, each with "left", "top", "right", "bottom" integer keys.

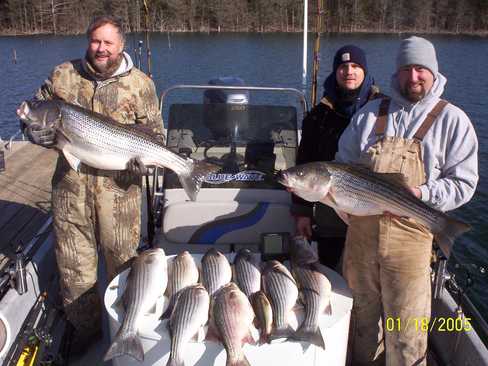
[
  {"left": 0, "top": 142, "right": 57, "bottom": 261},
  {"left": 0, "top": 175, "right": 52, "bottom": 212},
  {"left": 0, "top": 143, "right": 56, "bottom": 207},
  {"left": 1, "top": 143, "right": 55, "bottom": 181}
]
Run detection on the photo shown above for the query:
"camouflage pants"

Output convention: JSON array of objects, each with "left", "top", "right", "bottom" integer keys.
[
  {"left": 52, "top": 163, "right": 141, "bottom": 338},
  {"left": 343, "top": 215, "right": 432, "bottom": 366}
]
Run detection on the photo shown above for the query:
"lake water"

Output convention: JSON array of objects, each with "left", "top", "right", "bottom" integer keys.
[{"left": 1, "top": 33, "right": 487, "bottom": 319}]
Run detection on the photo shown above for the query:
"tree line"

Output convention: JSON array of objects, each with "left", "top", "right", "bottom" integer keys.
[{"left": 1, "top": 0, "right": 487, "bottom": 36}]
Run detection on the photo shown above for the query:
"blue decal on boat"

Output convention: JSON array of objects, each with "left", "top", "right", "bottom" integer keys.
[
  {"left": 204, "top": 170, "right": 266, "bottom": 184},
  {"left": 189, "top": 202, "right": 269, "bottom": 244}
]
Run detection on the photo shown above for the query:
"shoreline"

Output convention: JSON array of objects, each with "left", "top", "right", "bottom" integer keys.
[{"left": 1, "top": 29, "right": 487, "bottom": 38}]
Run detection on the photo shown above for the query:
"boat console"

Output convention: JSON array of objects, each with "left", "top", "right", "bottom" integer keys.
[{"left": 155, "top": 84, "right": 304, "bottom": 257}]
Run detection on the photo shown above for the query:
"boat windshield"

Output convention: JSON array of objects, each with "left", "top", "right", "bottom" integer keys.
[{"left": 164, "top": 103, "right": 298, "bottom": 189}]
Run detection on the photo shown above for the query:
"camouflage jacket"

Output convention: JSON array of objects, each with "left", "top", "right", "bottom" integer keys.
[{"left": 36, "top": 52, "right": 164, "bottom": 192}]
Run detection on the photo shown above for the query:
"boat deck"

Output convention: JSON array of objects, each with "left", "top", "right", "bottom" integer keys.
[
  {"left": 0, "top": 142, "right": 483, "bottom": 366},
  {"left": 0, "top": 141, "right": 57, "bottom": 269}
]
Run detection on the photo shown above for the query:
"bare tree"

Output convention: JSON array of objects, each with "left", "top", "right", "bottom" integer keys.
[{"left": 1, "top": 0, "right": 487, "bottom": 35}]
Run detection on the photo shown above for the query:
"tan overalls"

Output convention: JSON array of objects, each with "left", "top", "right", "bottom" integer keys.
[{"left": 343, "top": 98, "right": 448, "bottom": 366}]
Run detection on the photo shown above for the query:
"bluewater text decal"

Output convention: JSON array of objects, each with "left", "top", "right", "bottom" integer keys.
[{"left": 204, "top": 170, "right": 266, "bottom": 184}]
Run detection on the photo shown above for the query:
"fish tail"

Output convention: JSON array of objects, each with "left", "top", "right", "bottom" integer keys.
[
  {"left": 227, "top": 353, "right": 251, "bottom": 366},
  {"left": 259, "top": 330, "right": 271, "bottom": 345},
  {"left": 291, "top": 325, "right": 326, "bottom": 349},
  {"left": 161, "top": 298, "right": 175, "bottom": 319},
  {"left": 166, "top": 354, "right": 185, "bottom": 366},
  {"left": 324, "top": 302, "right": 332, "bottom": 315},
  {"left": 103, "top": 331, "right": 144, "bottom": 362},
  {"left": 435, "top": 217, "right": 471, "bottom": 257},
  {"left": 269, "top": 325, "right": 295, "bottom": 342},
  {"left": 178, "top": 160, "right": 220, "bottom": 201}
]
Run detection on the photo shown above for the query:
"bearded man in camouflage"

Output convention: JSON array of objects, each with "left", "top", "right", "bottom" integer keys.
[{"left": 22, "top": 16, "right": 163, "bottom": 354}]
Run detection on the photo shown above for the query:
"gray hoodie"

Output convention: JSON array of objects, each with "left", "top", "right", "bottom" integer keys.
[{"left": 336, "top": 72, "right": 478, "bottom": 212}]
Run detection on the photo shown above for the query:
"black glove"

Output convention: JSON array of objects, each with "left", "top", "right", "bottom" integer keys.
[
  {"left": 126, "top": 157, "right": 148, "bottom": 175},
  {"left": 23, "top": 125, "right": 56, "bottom": 147}
]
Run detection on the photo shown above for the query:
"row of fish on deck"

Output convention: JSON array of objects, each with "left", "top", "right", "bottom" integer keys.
[{"left": 104, "top": 240, "right": 332, "bottom": 366}]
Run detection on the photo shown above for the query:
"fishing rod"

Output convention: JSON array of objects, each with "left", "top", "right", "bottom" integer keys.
[
  {"left": 302, "top": 0, "right": 308, "bottom": 87},
  {"left": 142, "top": 0, "right": 153, "bottom": 79},
  {"left": 0, "top": 138, "right": 5, "bottom": 173},
  {"left": 141, "top": 0, "right": 156, "bottom": 247},
  {"left": 5, "top": 293, "right": 46, "bottom": 366},
  {"left": 310, "top": 0, "right": 324, "bottom": 108},
  {"left": 6, "top": 288, "right": 68, "bottom": 366}
]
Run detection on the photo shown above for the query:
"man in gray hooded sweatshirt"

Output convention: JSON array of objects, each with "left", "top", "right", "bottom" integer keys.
[{"left": 336, "top": 37, "right": 478, "bottom": 365}]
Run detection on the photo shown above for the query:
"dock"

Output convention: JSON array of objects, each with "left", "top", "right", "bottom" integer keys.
[{"left": 0, "top": 141, "right": 57, "bottom": 270}]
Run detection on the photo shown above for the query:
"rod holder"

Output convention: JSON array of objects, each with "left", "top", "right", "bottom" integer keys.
[
  {"left": 13, "top": 246, "right": 28, "bottom": 295},
  {"left": 0, "top": 149, "right": 5, "bottom": 172},
  {"left": 433, "top": 253, "right": 449, "bottom": 300}
]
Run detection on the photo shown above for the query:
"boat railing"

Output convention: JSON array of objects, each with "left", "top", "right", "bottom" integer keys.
[
  {"left": 445, "top": 259, "right": 488, "bottom": 344},
  {"left": 159, "top": 84, "right": 308, "bottom": 115}
]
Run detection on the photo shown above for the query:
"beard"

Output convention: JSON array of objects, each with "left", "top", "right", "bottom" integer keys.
[
  {"left": 86, "top": 51, "right": 123, "bottom": 79},
  {"left": 400, "top": 83, "right": 426, "bottom": 102}
]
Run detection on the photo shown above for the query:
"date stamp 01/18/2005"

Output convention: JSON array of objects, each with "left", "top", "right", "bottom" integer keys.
[{"left": 385, "top": 316, "right": 473, "bottom": 333}]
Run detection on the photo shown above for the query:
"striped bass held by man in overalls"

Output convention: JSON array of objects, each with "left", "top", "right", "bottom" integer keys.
[{"left": 336, "top": 36, "right": 479, "bottom": 365}]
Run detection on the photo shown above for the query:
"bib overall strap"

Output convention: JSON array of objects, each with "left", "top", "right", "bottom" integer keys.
[
  {"left": 374, "top": 98, "right": 391, "bottom": 136},
  {"left": 413, "top": 99, "right": 449, "bottom": 141}
]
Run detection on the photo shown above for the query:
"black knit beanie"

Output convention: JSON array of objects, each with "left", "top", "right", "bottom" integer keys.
[{"left": 333, "top": 45, "right": 368, "bottom": 74}]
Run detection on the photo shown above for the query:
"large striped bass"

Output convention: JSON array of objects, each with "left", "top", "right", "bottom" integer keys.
[
  {"left": 261, "top": 260, "right": 299, "bottom": 341},
  {"left": 249, "top": 291, "right": 273, "bottom": 345},
  {"left": 162, "top": 251, "right": 200, "bottom": 319},
  {"left": 17, "top": 99, "right": 219, "bottom": 201},
  {"left": 104, "top": 248, "right": 168, "bottom": 362},
  {"left": 167, "top": 284, "right": 210, "bottom": 366},
  {"left": 209, "top": 282, "right": 256, "bottom": 366},
  {"left": 277, "top": 162, "right": 470, "bottom": 257},
  {"left": 201, "top": 248, "right": 232, "bottom": 297},
  {"left": 289, "top": 236, "right": 318, "bottom": 266},
  {"left": 233, "top": 248, "right": 261, "bottom": 297},
  {"left": 291, "top": 263, "right": 332, "bottom": 349}
]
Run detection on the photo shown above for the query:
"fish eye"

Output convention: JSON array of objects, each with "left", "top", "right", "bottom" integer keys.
[{"left": 297, "top": 171, "right": 304, "bottom": 177}]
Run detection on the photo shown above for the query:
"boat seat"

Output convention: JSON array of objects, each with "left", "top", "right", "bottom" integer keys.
[{"left": 162, "top": 200, "right": 294, "bottom": 245}]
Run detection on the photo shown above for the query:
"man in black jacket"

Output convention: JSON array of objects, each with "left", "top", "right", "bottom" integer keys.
[{"left": 291, "top": 45, "right": 382, "bottom": 269}]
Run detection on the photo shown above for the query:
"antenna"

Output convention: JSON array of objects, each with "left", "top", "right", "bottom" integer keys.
[{"left": 302, "top": 0, "right": 308, "bottom": 90}]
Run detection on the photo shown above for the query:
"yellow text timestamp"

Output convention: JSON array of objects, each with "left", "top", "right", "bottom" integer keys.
[{"left": 385, "top": 316, "right": 472, "bottom": 332}]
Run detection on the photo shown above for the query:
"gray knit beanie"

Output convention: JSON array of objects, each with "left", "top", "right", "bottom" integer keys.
[{"left": 396, "top": 36, "right": 438, "bottom": 78}]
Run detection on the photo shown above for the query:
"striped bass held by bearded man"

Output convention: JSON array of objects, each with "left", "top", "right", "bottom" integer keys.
[
  {"left": 17, "top": 99, "right": 219, "bottom": 201},
  {"left": 14, "top": 15, "right": 213, "bottom": 358},
  {"left": 334, "top": 36, "right": 478, "bottom": 366},
  {"left": 280, "top": 36, "right": 478, "bottom": 366}
]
